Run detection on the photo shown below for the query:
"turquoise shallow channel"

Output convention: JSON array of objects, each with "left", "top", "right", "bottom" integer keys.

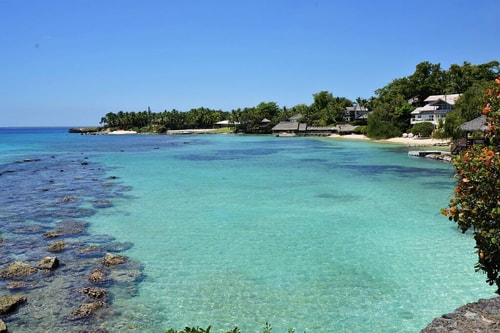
[{"left": 0, "top": 128, "right": 495, "bottom": 332}]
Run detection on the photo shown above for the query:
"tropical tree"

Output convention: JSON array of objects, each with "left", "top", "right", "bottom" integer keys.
[
  {"left": 408, "top": 61, "right": 444, "bottom": 105},
  {"left": 442, "top": 76, "right": 500, "bottom": 293}
]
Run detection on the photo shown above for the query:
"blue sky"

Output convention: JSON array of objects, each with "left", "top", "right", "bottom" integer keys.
[{"left": 1, "top": 0, "right": 499, "bottom": 126}]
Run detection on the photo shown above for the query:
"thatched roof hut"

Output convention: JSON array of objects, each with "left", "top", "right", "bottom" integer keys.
[{"left": 457, "top": 115, "right": 488, "bottom": 132}]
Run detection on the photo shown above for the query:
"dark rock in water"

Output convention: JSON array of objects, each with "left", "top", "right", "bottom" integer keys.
[
  {"left": 108, "top": 268, "right": 142, "bottom": 284},
  {"left": 43, "top": 230, "right": 65, "bottom": 238},
  {"left": 12, "top": 224, "right": 46, "bottom": 235},
  {"left": 77, "top": 245, "right": 107, "bottom": 259},
  {"left": 102, "top": 253, "right": 126, "bottom": 267},
  {"left": 6, "top": 281, "right": 36, "bottom": 290},
  {"left": 0, "top": 262, "right": 37, "bottom": 279},
  {"left": 88, "top": 268, "right": 106, "bottom": 284},
  {"left": 69, "top": 301, "right": 107, "bottom": 319},
  {"left": 22, "top": 158, "right": 41, "bottom": 163},
  {"left": 57, "top": 219, "right": 90, "bottom": 230},
  {"left": 79, "top": 245, "right": 104, "bottom": 255},
  {"left": 37, "top": 256, "right": 59, "bottom": 270},
  {"left": 62, "top": 196, "right": 77, "bottom": 202},
  {"left": 83, "top": 287, "right": 107, "bottom": 299},
  {"left": 0, "top": 294, "right": 27, "bottom": 315},
  {"left": 104, "top": 241, "right": 134, "bottom": 252},
  {"left": 44, "top": 221, "right": 86, "bottom": 239},
  {"left": 47, "top": 240, "right": 67, "bottom": 252},
  {"left": 93, "top": 200, "right": 113, "bottom": 208}
]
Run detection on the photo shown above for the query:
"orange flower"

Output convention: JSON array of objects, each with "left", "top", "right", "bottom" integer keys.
[
  {"left": 487, "top": 88, "right": 493, "bottom": 96},
  {"left": 483, "top": 106, "right": 491, "bottom": 115},
  {"left": 496, "top": 76, "right": 500, "bottom": 84}
]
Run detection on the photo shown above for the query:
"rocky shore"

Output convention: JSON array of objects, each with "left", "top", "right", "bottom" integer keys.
[
  {"left": 421, "top": 297, "right": 500, "bottom": 332},
  {"left": 0, "top": 154, "right": 143, "bottom": 332}
]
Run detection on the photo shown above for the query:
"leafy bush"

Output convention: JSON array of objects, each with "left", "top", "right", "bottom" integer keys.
[
  {"left": 442, "top": 76, "right": 500, "bottom": 293},
  {"left": 410, "top": 122, "right": 434, "bottom": 137},
  {"left": 353, "top": 125, "right": 367, "bottom": 134},
  {"left": 166, "top": 322, "right": 299, "bottom": 333}
]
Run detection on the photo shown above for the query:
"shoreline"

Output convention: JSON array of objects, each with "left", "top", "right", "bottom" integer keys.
[{"left": 328, "top": 133, "right": 451, "bottom": 148}]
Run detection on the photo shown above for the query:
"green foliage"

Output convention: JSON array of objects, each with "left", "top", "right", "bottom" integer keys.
[
  {"left": 443, "top": 76, "right": 500, "bottom": 293},
  {"left": 353, "top": 125, "right": 367, "bottom": 134},
  {"left": 367, "top": 60, "right": 499, "bottom": 139},
  {"left": 166, "top": 326, "right": 212, "bottom": 333},
  {"left": 262, "top": 322, "right": 272, "bottom": 333},
  {"left": 410, "top": 122, "right": 434, "bottom": 137},
  {"left": 100, "top": 93, "right": 358, "bottom": 134},
  {"left": 165, "top": 323, "right": 302, "bottom": 333},
  {"left": 306, "top": 91, "right": 351, "bottom": 126},
  {"left": 366, "top": 110, "right": 400, "bottom": 139}
]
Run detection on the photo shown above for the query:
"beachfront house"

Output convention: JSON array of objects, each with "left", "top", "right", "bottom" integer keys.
[
  {"left": 410, "top": 94, "right": 461, "bottom": 127},
  {"left": 271, "top": 121, "right": 307, "bottom": 136},
  {"left": 344, "top": 104, "right": 370, "bottom": 123}
]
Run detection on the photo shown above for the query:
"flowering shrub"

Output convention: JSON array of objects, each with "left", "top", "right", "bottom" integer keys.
[{"left": 442, "top": 76, "right": 500, "bottom": 292}]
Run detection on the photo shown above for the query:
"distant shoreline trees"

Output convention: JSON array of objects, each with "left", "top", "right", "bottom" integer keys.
[{"left": 99, "top": 60, "right": 499, "bottom": 137}]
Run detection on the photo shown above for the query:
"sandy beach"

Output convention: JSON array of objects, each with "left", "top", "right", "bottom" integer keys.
[
  {"left": 329, "top": 133, "right": 451, "bottom": 147},
  {"left": 107, "top": 130, "right": 138, "bottom": 135}
]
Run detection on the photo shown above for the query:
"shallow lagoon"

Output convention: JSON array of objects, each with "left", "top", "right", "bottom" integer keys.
[{"left": 0, "top": 129, "right": 494, "bottom": 332}]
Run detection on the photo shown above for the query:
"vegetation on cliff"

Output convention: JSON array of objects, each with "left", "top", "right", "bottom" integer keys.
[{"left": 443, "top": 76, "right": 500, "bottom": 293}]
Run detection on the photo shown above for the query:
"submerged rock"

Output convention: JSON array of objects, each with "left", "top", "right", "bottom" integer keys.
[
  {"left": 0, "top": 294, "right": 27, "bottom": 315},
  {"left": 6, "top": 281, "right": 36, "bottom": 290},
  {"left": 70, "top": 301, "right": 106, "bottom": 319},
  {"left": 43, "top": 230, "right": 64, "bottom": 238},
  {"left": 88, "top": 268, "right": 106, "bottom": 283},
  {"left": 37, "top": 256, "right": 59, "bottom": 270},
  {"left": 47, "top": 240, "right": 67, "bottom": 252},
  {"left": 83, "top": 287, "right": 107, "bottom": 299},
  {"left": 0, "top": 262, "right": 37, "bottom": 279},
  {"left": 102, "top": 253, "right": 126, "bottom": 267},
  {"left": 93, "top": 200, "right": 113, "bottom": 208}
]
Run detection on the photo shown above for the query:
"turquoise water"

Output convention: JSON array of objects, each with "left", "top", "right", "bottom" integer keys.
[{"left": 0, "top": 129, "right": 494, "bottom": 332}]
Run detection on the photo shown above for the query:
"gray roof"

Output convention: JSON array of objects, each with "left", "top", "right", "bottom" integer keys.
[
  {"left": 424, "top": 94, "right": 461, "bottom": 105},
  {"left": 272, "top": 121, "right": 299, "bottom": 131},
  {"left": 458, "top": 115, "right": 488, "bottom": 132},
  {"left": 345, "top": 105, "right": 369, "bottom": 111},
  {"left": 289, "top": 114, "right": 303, "bottom": 121}
]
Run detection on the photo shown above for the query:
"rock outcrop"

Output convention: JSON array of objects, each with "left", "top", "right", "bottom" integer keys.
[
  {"left": 421, "top": 297, "right": 500, "bottom": 332},
  {"left": 70, "top": 301, "right": 106, "bottom": 319},
  {"left": 0, "top": 295, "right": 27, "bottom": 315},
  {"left": 88, "top": 268, "right": 106, "bottom": 283},
  {"left": 102, "top": 253, "right": 126, "bottom": 267},
  {"left": 0, "top": 262, "right": 37, "bottom": 279},
  {"left": 37, "top": 256, "right": 59, "bottom": 270}
]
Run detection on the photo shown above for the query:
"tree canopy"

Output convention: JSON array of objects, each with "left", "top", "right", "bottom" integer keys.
[{"left": 367, "top": 60, "right": 499, "bottom": 138}]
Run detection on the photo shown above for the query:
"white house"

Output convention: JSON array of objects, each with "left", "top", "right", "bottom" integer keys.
[{"left": 410, "top": 94, "right": 461, "bottom": 126}]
